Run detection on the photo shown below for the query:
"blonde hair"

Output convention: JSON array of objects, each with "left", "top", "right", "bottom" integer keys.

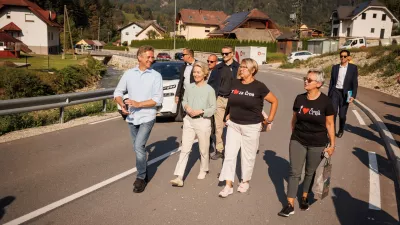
[
  {"left": 193, "top": 61, "right": 210, "bottom": 80},
  {"left": 237, "top": 58, "right": 258, "bottom": 79}
]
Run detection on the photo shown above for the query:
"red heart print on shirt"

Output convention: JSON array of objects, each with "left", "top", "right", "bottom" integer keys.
[
  {"left": 302, "top": 107, "right": 310, "bottom": 114},
  {"left": 233, "top": 89, "right": 239, "bottom": 95}
]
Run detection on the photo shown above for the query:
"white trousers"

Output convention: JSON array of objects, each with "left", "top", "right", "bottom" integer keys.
[
  {"left": 219, "top": 120, "right": 261, "bottom": 183},
  {"left": 174, "top": 116, "right": 212, "bottom": 177}
]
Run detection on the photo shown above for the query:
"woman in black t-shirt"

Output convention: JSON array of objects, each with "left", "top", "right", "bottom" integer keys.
[
  {"left": 278, "top": 69, "right": 336, "bottom": 217},
  {"left": 218, "top": 58, "right": 278, "bottom": 198}
]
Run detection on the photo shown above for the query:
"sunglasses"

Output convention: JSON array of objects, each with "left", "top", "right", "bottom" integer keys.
[
  {"left": 207, "top": 60, "right": 216, "bottom": 63},
  {"left": 221, "top": 52, "right": 232, "bottom": 56},
  {"left": 340, "top": 55, "right": 348, "bottom": 58},
  {"left": 182, "top": 53, "right": 189, "bottom": 56},
  {"left": 239, "top": 65, "right": 247, "bottom": 69},
  {"left": 303, "top": 77, "right": 316, "bottom": 83}
]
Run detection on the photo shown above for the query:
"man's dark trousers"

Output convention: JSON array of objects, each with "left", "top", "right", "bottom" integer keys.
[{"left": 331, "top": 87, "right": 349, "bottom": 131}]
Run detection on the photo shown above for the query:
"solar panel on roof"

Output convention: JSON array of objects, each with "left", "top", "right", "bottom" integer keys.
[
  {"left": 221, "top": 11, "right": 250, "bottom": 32},
  {"left": 351, "top": 1, "right": 369, "bottom": 16}
]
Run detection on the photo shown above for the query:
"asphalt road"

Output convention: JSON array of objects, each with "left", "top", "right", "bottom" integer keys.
[{"left": 0, "top": 69, "right": 398, "bottom": 225}]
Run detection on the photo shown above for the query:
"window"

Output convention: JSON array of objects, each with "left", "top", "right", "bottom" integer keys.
[
  {"left": 304, "top": 52, "right": 312, "bottom": 55},
  {"left": 25, "top": 14, "right": 35, "bottom": 22},
  {"left": 205, "top": 26, "right": 210, "bottom": 33},
  {"left": 347, "top": 27, "right": 351, "bottom": 37},
  {"left": 359, "top": 39, "right": 364, "bottom": 44},
  {"left": 351, "top": 40, "right": 358, "bottom": 46},
  {"left": 373, "top": 14, "right": 377, "bottom": 18},
  {"left": 125, "top": 32, "right": 129, "bottom": 35},
  {"left": 362, "top": 13, "right": 366, "bottom": 20},
  {"left": 382, "top": 14, "right": 386, "bottom": 21},
  {"left": 6, "top": 12, "right": 10, "bottom": 19},
  {"left": 0, "top": 42, "right": 4, "bottom": 46},
  {"left": 371, "top": 28, "right": 375, "bottom": 33}
]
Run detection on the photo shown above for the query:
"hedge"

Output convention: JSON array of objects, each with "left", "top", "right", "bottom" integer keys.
[{"left": 130, "top": 38, "right": 277, "bottom": 53}]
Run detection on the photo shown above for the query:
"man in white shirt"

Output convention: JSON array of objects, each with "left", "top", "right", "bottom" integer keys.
[
  {"left": 328, "top": 50, "right": 358, "bottom": 138},
  {"left": 175, "top": 48, "right": 196, "bottom": 105}
]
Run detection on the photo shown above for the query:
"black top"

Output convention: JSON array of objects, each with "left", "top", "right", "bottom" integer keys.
[
  {"left": 217, "top": 63, "right": 234, "bottom": 96},
  {"left": 227, "top": 79, "right": 270, "bottom": 125},
  {"left": 226, "top": 60, "right": 240, "bottom": 79},
  {"left": 207, "top": 68, "right": 221, "bottom": 97},
  {"left": 291, "top": 93, "right": 335, "bottom": 147}
]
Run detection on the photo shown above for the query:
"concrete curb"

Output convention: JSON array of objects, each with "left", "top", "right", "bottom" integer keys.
[{"left": 354, "top": 99, "right": 400, "bottom": 187}]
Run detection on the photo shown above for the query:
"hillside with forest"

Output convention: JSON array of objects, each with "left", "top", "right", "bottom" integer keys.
[{"left": 31, "top": 0, "right": 400, "bottom": 46}]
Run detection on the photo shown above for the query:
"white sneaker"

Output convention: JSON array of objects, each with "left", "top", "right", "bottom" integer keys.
[
  {"left": 219, "top": 186, "right": 233, "bottom": 198},
  {"left": 170, "top": 177, "right": 184, "bottom": 187},
  {"left": 197, "top": 171, "right": 208, "bottom": 180},
  {"left": 237, "top": 182, "right": 250, "bottom": 193}
]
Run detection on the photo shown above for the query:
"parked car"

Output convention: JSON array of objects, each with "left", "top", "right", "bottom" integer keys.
[
  {"left": 174, "top": 52, "right": 184, "bottom": 60},
  {"left": 156, "top": 52, "right": 171, "bottom": 60},
  {"left": 340, "top": 37, "right": 367, "bottom": 49},
  {"left": 117, "top": 61, "right": 185, "bottom": 121},
  {"left": 287, "top": 51, "right": 319, "bottom": 63}
]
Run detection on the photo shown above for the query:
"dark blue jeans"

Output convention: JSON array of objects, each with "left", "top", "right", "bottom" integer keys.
[{"left": 128, "top": 119, "right": 156, "bottom": 180}]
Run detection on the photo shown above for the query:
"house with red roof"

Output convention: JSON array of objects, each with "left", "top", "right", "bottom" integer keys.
[
  {"left": 176, "top": 9, "right": 228, "bottom": 40},
  {"left": 208, "top": 9, "right": 281, "bottom": 42},
  {"left": 0, "top": 0, "right": 61, "bottom": 55}
]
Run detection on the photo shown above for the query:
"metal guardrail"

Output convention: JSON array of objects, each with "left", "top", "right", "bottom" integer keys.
[{"left": 0, "top": 88, "right": 115, "bottom": 123}]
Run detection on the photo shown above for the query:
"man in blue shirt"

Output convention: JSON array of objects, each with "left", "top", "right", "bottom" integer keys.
[{"left": 114, "top": 45, "right": 163, "bottom": 193}]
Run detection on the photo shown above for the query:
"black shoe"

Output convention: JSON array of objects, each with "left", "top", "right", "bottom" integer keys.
[
  {"left": 300, "top": 197, "right": 309, "bottom": 211},
  {"left": 337, "top": 130, "right": 344, "bottom": 138},
  {"left": 278, "top": 203, "right": 295, "bottom": 217},
  {"left": 133, "top": 178, "right": 147, "bottom": 193},
  {"left": 211, "top": 151, "right": 224, "bottom": 160}
]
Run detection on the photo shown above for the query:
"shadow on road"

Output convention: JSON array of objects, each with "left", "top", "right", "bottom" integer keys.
[
  {"left": 383, "top": 114, "right": 400, "bottom": 145},
  {"left": 146, "top": 136, "right": 179, "bottom": 182},
  {"left": 0, "top": 196, "right": 15, "bottom": 221},
  {"left": 263, "top": 150, "right": 289, "bottom": 207},
  {"left": 332, "top": 187, "right": 398, "bottom": 225},
  {"left": 345, "top": 124, "right": 384, "bottom": 145},
  {"left": 380, "top": 101, "right": 400, "bottom": 108}
]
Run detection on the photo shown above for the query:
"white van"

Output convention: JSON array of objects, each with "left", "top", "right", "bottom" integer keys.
[{"left": 340, "top": 37, "right": 367, "bottom": 49}]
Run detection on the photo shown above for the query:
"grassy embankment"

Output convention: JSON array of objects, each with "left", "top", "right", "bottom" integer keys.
[
  {"left": 0, "top": 54, "right": 117, "bottom": 135},
  {"left": 279, "top": 45, "right": 400, "bottom": 79}
]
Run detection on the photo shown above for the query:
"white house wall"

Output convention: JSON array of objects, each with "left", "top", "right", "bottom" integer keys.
[
  {"left": 351, "top": 8, "right": 393, "bottom": 38},
  {"left": 178, "top": 22, "right": 218, "bottom": 39},
  {"left": 121, "top": 24, "right": 143, "bottom": 45},
  {"left": 136, "top": 25, "right": 163, "bottom": 40},
  {"left": 0, "top": 6, "right": 59, "bottom": 54}
]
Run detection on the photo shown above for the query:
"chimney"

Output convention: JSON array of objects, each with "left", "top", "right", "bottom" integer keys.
[{"left": 199, "top": 8, "right": 202, "bottom": 14}]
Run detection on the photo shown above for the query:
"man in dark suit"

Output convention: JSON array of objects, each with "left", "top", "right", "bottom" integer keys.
[
  {"left": 207, "top": 54, "right": 220, "bottom": 96},
  {"left": 328, "top": 50, "right": 358, "bottom": 138},
  {"left": 175, "top": 48, "right": 196, "bottom": 104}
]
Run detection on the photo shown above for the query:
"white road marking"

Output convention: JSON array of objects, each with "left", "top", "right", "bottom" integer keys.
[
  {"left": 352, "top": 110, "right": 366, "bottom": 125},
  {"left": 368, "top": 152, "right": 381, "bottom": 210},
  {"left": 89, "top": 116, "right": 121, "bottom": 125},
  {"left": 3, "top": 140, "right": 198, "bottom": 225}
]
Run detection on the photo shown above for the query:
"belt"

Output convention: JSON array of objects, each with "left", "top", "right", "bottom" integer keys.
[
  {"left": 191, "top": 115, "right": 203, "bottom": 119},
  {"left": 218, "top": 94, "right": 229, "bottom": 98},
  {"left": 335, "top": 87, "right": 344, "bottom": 92}
]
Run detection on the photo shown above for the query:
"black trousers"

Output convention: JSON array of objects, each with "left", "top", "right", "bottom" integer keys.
[{"left": 330, "top": 88, "right": 349, "bottom": 131}]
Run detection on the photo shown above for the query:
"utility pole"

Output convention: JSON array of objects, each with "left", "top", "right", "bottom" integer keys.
[
  {"left": 65, "top": 6, "right": 76, "bottom": 60},
  {"left": 98, "top": 17, "right": 100, "bottom": 41},
  {"left": 62, "top": 5, "right": 66, "bottom": 59},
  {"left": 173, "top": 0, "right": 176, "bottom": 51}
]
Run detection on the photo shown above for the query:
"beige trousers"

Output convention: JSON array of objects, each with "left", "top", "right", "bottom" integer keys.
[
  {"left": 219, "top": 120, "right": 261, "bottom": 183},
  {"left": 214, "top": 96, "right": 228, "bottom": 152},
  {"left": 174, "top": 116, "right": 212, "bottom": 176}
]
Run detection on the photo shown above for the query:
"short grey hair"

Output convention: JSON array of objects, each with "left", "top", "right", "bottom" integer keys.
[{"left": 308, "top": 68, "right": 325, "bottom": 85}]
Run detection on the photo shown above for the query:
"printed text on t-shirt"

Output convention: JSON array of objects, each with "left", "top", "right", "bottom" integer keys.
[
  {"left": 298, "top": 105, "right": 321, "bottom": 116},
  {"left": 232, "top": 89, "right": 255, "bottom": 97}
]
